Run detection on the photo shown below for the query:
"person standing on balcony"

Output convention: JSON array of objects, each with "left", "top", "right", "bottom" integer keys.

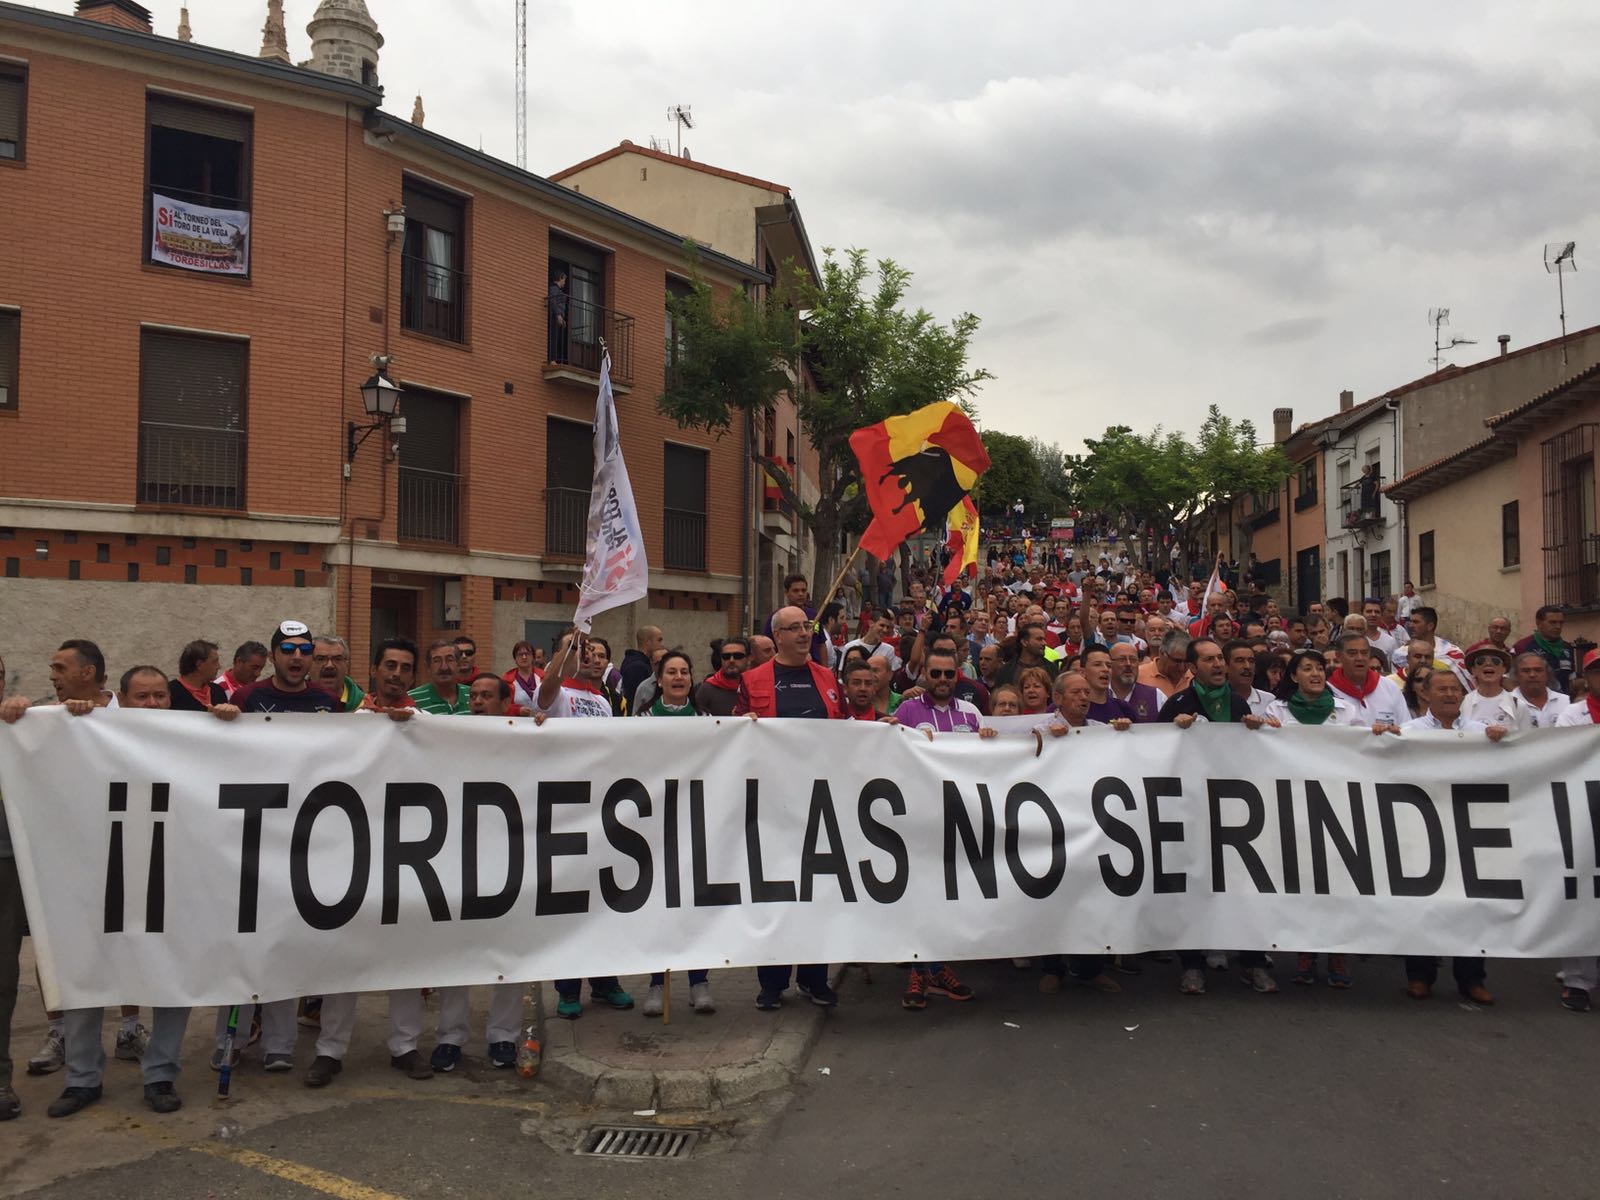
[{"left": 547, "top": 270, "right": 569, "bottom": 364}]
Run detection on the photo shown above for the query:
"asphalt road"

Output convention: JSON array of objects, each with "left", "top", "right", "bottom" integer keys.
[{"left": 12, "top": 955, "right": 1598, "bottom": 1199}]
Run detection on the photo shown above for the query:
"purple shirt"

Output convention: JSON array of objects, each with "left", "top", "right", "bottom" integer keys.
[
  {"left": 893, "top": 694, "right": 983, "bottom": 733},
  {"left": 1086, "top": 695, "right": 1136, "bottom": 724}
]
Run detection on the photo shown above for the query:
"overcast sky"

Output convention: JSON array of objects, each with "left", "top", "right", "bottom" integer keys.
[{"left": 50, "top": 0, "right": 1600, "bottom": 451}]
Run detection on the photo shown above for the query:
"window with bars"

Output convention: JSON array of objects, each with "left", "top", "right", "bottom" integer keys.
[
  {"left": 1369, "top": 549, "right": 1391, "bottom": 599},
  {"left": 0, "top": 62, "right": 25, "bottom": 162},
  {"left": 0, "top": 309, "right": 16, "bottom": 411},
  {"left": 1418, "top": 530, "right": 1435, "bottom": 588},
  {"left": 138, "top": 329, "right": 247, "bottom": 509},
  {"left": 663, "top": 443, "right": 708, "bottom": 571},
  {"left": 145, "top": 95, "right": 252, "bottom": 273},
  {"left": 1541, "top": 424, "right": 1598, "bottom": 607},
  {"left": 1501, "top": 500, "right": 1520, "bottom": 568}
]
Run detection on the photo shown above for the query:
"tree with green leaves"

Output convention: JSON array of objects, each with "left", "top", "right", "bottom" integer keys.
[
  {"left": 657, "top": 247, "right": 990, "bottom": 588},
  {"left": 972, "top": 430, "right": 1039, "bottom": 518}
]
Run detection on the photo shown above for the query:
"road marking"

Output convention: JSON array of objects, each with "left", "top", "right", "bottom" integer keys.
[{"left": 193, "top": 1143, "right": 408, "bottom": 1200}]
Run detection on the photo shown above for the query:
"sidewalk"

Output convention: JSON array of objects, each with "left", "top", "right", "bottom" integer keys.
[{"left": 537, "top": 967, "right": 830, "bottom": 1111}]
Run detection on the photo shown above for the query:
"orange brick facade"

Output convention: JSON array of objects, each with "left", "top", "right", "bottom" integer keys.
[{"left": 0, "top": 12, "right": 760, "bottom": 686}]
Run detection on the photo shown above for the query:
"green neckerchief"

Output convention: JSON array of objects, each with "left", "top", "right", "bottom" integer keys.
[
  {"left": 1287, "top": 687, "right": 1336, "bottom": 725},
  {"left": 1532, "top": 631, "right": 1568, "bottom": 660},
  {"left": 649, "top": 697, "right": 696, "bottom": 716},
  {"left": 1192, "top": 679, "right": 1233, "bottom": 723}
]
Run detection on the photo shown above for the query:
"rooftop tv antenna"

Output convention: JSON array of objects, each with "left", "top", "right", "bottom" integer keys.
[
  {"left": 514, "top": 0, "right": 527, "bottom": 168},
  {"left": 1544, "top": 241, "right": 1577, "bottom": 364},
  {"left": 667, "top": 104, "right": 693, "bottom": 157},
  {"left": 1428, "top": 307, "right": 1476, "bottom": 372}
]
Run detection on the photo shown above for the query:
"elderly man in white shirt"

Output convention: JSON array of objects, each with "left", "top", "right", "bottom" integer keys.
[{"left": 1510, "top": 652, "right": 1571, "bottom": 727}]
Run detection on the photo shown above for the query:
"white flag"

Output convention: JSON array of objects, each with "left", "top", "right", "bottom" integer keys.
[{"left": 573, "top": 353, "right": 649, "bottom": 632}]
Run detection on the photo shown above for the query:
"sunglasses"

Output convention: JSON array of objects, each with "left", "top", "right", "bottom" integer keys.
[
  {"left": 925, "top": 668, "right": 959, "bottom": 680},
  {"left": 721, "top": 651, "right": 747, "bottom": 661},
  {"left": 278, "top": 642, "right": 314, "bottom": 656}
]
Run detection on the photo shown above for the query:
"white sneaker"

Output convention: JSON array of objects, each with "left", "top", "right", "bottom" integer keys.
[
  {"left": 115, "top": 1022, "right": 151, "bottom": 1061},
  {"left": 641, "top": 983, "right": 664, "bottom": 1017},
  {"left": 28, "top": 1029, "right": 65, "bottom": 1075},
  {"left": 690, "top": 983, "right": 716, "bottom": 1014},
  {"left": 1205, "top": 951, "right": 1229, "bottom": 971},
  {"left": 1240, "top": 967, "right": 1279, "bottom": 994}
]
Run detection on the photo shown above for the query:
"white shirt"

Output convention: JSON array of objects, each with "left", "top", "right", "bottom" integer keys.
[
  {"left": 1555, "top": 702, "right": 1595, "bottom": 728},
  {"left": 1461, "top": 689, "right": 1530, "bottom": 732},
  {"left": 840, "top": 638, "right": 902, "bottom": 672},
  {"left": 1330, "top": 674, "right": 1408, "bottom": 726},
  {"left": 1264, "top": 693, "right": 1365, "bottom": 727},
  {"left": 1368, "top": 627, "right": 1399, "bottom": 660},
  {"left": 1239, "top": 687, "right": 1276, "bottom": 717},
  {"left": 1512, "top": 687, "right": 1571, "bottom": 727},
  {"left": 537, "top": 683, "right": 613, "bottom": 719},
  {"left": 1403, "top": 712, "right": 1489, "bottom": 733},
  {"left": 1397, "top": 594, "right": 1422, "bottom": 622}
]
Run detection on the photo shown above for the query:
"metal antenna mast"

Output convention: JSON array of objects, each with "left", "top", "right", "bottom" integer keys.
[
  {"left": 515, "top": 0, "right": 527, "bottom": 169},
  {"left": 667, "top": 104, "right": 693, "bottom": 157},
  {"left": 1428, "top": 307, "right": 1475, "bottom": 372},
  {"left": 1545, "top": 241, "right": 1577, "bottom": 364}
]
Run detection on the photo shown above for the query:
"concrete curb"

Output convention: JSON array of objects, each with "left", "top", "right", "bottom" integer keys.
[{"left": 538, "top": 998, "right": 828, "bottom": 1112}]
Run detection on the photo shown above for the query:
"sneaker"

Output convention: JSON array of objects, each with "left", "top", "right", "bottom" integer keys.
[
  {"left": 592, "top": 985, "right": 634, "bottom": 1011},
  {"left": 902, "top": 970, "right": 927, "bottom": 1011},
  {"left": 46, "top": 1085, "right": 101, "bottom": 1119},
  {"left": 210, "top": 1046, "right": 242, "bottom": 1072},
  {"left": 1326, "top": 956, "right": 1352, "bottom": 989},
  {"left": 305, "top": 1055, "right": 342, "bottom": 1088},
  {"left": 115, "top": 1022, "right": 151, "bottom": 1061},
  {"left": 1561, "top": 986, "right": 1591, "bottom": 1013},
  {"left": 556, "top": 993, "right": 583, "bottom": 1020},
  {"left": 755, "top": 990, "right": 784, "bottom": 1011},
  {"left": 390, "top": 1049, "right": 433, "bottom": 1080},
  {"left": 262, "top": 1052, "right": 294, "bottom": 1072},
  {"left": 28, "top": 1029, "right": 64, "bottom": 1075},
  {"left": 798, "top": 980, "right": 840, "bottom": 1008},
  {"left": 0, "top": 1085, "right": 18, "bottom": 1121},
  {"left": 298, "top": 996, "right": 323, "bottom": 1028},
  {"left": 1038, "top": 973, "right": 1062, "bottom": 994},
  {"left": 143, "top": 1081, "right": 182, "bottom": 1114},
  {"left": 641, "top": 983, "right": 665, "bottom": 1017},
  {"left": 1180, "top": 968, "right": 1206, "bottom": 995},
  {"left": 1292, "top": 954, "right": 1317, "bottom": 986},
  {"left": 429, "top": 1043, "right": 463, "bottom": 1073},
  {"left": 690, "top": 982, "right": 716, "bottom": 1014},
  {"left": 487, "top": 1041, "right": 517, "bottom": 1068},
  {"left": 1240, "top": 967, "right": 1279, "bottom": 994},
  {"left": 1205, "top": 951, "right": 1229, "bottom": 971},
  {"left": 926, "top": 965, "right": 974, "bottom": 1001},
  {"left": 1074, "top": 972, "right": 1121, "bottom": 994}
]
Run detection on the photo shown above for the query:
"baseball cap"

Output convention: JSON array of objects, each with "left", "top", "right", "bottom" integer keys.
[
  {"left": 1583, "top": 647, "right": 1600, "bottom": 672},
  {"left": 271, "top": 619, "right": 312, "bottom": 651}
]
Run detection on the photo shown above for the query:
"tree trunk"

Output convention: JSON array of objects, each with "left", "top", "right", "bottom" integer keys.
[{"left": 810, "top": 502, "right": 840, "bottom": 603}]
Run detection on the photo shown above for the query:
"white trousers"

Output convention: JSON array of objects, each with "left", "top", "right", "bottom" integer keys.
[
  {"left": 435, "top": 983, "right": 524, "bottom": 1048},
  {"left": 315, "top": 990, "right": 430, "bottom": 1059},
  {"left": 1561, "top": 957, "right": 1599, "bottom": 993}
]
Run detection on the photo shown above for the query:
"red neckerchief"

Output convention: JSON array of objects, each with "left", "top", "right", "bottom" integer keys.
[
  {"left": 561, "top": 677, "right": 602, "bottom": 694},
  {"left": 845, "top": 704, "right": 879, "bottom": 721},
  {"left": 702, "top": 669, "right": 740, "bottom": 692},
  {"left": 1329, "top": 667, "right": 1378, "bottom": 699},
  {"left": 1587, "top": 692, "right": 1600, "bottom": 725}
]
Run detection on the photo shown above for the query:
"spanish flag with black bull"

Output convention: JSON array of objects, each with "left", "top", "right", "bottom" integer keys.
[{"left": 849, "top": 401, "right": 990, "bottom": 561}]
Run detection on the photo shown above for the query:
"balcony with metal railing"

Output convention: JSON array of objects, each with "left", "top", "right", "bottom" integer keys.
[
  {"left": 400, "top": 254, "right": 469, "bottom": 343},
  {"left": 1339, "top": 474, "right": 1383, "bottom": 529},
  {"left": 1544, "top": 534, "right": 1600, "bottom": 610},
  {"left": 397, "top": 466, "right": 461, "bottom": 545},
  {"left": 545, "top": 486, "right": 590, "bottom": 558},
  {"left": 138, "top": 421, "right": 245, "bottom": 509},
  {"left": 544, "top": 295, "right": 635, "bottom": 390}
]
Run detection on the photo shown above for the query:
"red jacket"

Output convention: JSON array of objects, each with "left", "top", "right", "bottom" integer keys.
[{"left": 735, "top": 659, "right": 845, "bottom": 719}]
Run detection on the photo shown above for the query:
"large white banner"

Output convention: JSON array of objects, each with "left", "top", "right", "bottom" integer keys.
[
  {"left": 150, "top": 193, "right": 251, "bottom": 275},
  {"left": 1, "top": 711, "right": 1597, "bottom": 1009}
]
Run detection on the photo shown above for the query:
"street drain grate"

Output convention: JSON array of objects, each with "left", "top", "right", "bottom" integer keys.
[{"left": 574, "top": 1124, "right": 701, "bottom": 1161}]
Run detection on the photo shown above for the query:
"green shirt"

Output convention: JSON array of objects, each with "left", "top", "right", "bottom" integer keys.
[{"left": 407, "top": 682, "right": 471, "bottom": 714}]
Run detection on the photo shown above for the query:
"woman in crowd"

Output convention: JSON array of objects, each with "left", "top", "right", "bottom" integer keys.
[
  {"left": 641, "top": 650, "right": 699, "bottom": 716},
  {"left": 503, "top": 640, "right": 541, "bottom": 711},
  {"left": 989, "top": 684, "right": 1024, "bottom": 716},
  {"left": 1017, "top": 667, "right": 1054, "bottom": 716}
]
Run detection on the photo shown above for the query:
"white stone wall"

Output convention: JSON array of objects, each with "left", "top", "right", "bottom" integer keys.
[{"left": 491, "top": 599, "right": 733, "bottom": 682}]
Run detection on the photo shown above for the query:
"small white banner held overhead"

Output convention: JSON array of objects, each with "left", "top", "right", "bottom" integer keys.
[
  {"left": 0, "top": 712, "right": 1597, "bottom": 1009},
  {"left": 573, "top": 350, "right": 648, "bottom": 632}
]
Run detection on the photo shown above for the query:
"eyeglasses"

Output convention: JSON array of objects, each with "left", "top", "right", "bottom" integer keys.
[
  {"left": 774, "top": 622, "right": 809, "bottom": 634},
  {"left": 925, "top": 668, "right": 959, "bottom": 680},
  {"left": 279, "top": 643, "right": 314, "bottom": 656},
  {"left": 721, "top": 651, "right": 748, "bottom": 661}
]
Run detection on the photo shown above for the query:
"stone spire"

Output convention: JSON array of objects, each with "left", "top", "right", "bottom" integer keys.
[
  {"left": 304, "top": 0, "right": 383, "bottom": 85},
  {"left": 259, "top": 0, "right": 290, "bottom": 63},
  {"left": 176, "top": 6, "right": 192, "bottom": 40},
  {"left": 410, "top": 93, "right": 425, "bottom": 127}
]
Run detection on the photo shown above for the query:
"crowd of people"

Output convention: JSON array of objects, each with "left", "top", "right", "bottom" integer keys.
[{"left": 0, "top": 546, "right": 1596, "bottom": 1123}]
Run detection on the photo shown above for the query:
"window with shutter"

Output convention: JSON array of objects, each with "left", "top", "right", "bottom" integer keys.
[
  {"left": 396, "top": 388, "right": 461, "bottom": 544},
  {"left": 138, "top": 330, "right": 247, "bottom": 509},
  {"left": 663, "top": 443, "right": 707, "bottom": 571},
  {"left": 0, "top": 64, "right": 25, "bottom": 162},
  {"left": 401, "top": 178, "right": 468, "bottom": 341},
  {"left": 146, "top": 94, "right": 252, "bottom": 273},
  {"left": 0, "top": 309, "right": 18, "bottom": 410},
  {"left": 545, "top": 418, "right": 593, "bottom": 557}
]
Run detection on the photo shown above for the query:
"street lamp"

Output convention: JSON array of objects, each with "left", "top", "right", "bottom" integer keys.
[{"left": 348, "top": 369, "right": 404, "bottom": 461}]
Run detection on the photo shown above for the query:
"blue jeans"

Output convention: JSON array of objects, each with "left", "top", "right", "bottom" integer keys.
[
  {"left": 757, "top": 964, "right": 828, "bottom": 994},
  {"left": 556, "top": 976, "right": 620, "bottom": 999}
]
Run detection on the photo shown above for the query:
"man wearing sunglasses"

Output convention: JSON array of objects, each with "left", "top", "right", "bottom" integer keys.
[
  {"left": 694, "top": 636, "right": 749, "bottom": 717},
  {"left": 232, "top": 621, "right": 338, "bottom": 714},
  {"left": 892, "top": 648, "right": 985, "bottom": 734}
]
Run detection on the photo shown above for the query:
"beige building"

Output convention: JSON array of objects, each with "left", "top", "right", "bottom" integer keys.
[{"left": 552, "top": 141, "right": 824, "bottom": 623}]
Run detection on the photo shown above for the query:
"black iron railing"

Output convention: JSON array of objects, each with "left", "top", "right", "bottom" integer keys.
[
  {"left": 1340, "top": 474, "right": 1382, "bottom": 528},
  {"left": 546, "top": 294, "right": 635, "bottom": 386},
  {"left": 138, "top": 421, "right": 245, "bottom": 509},
  {"left": 664, "top": 507, "right": 706, "bottom": 571},
  {"left": 397, "top": 466, "right": 461, "bottom": 544},
  {"left": 545, "top": 486, "right": 590, "bottom": 557},
  {"left": 401, "top": 253, "right": 469, "bottom": 342},
  {"left": 1544, "top": 535, "right": 1600, "bottom": 609}
]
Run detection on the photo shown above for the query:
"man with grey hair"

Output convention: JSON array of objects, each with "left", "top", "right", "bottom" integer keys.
[
  {"left": 312, "top": 634, "right": 365, "bottom": 712},
  {"left": 1139, "top": 628, "right": 1192, "bottom": 699}
]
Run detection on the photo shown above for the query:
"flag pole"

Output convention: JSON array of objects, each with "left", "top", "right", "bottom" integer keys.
[{"left": 812, "top": 541, "right": 865, "bottom": 633}]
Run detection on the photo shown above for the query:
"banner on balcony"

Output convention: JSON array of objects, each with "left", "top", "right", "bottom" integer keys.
[
  {"left": 150, "top": 193, "right": 251, "bottom": 275},
  {"left": 573, "top": 351, "right": 648, "bottom": 632},
  {"left": 3, "top": 711, "right": 1598, "bottom": 1009}
]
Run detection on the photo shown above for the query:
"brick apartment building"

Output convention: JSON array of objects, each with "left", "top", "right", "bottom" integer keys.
[{"left": 0, "top": 0, "right": 767, "bottom": 696}]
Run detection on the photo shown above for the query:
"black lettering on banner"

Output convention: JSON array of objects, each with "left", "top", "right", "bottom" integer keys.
[
  {"left": 1004, "top": 782, "right": 1065, "bottom": 899},
  {"left": 1306, "top": 781, "right": 1375, "bottom": 895},
  {"left": 746, "top": 780, "right": 797, "bottom": 903},
  {"left": 460, "top": 782, "right": 523, "bottom": 921},
  {"left": 1276, "top": 780, "right": 1301, "bottom": 894},
  {"left": 1587, "top": 782, "right": 1600, "bottom": 900},
  {"left": 219, "top": 783, "right": 290, "bottom": 933},
  {"left": 535, "top": 782, "right": 590, "bottom": 916},
  {"left": 1145, "top": 777, "right": 1187, "bottom": 894},
  {"left": 857, "top": 778, "right": 909, "bottom": 903},
  {"left": 663, "top": 779, "right": 682, "bottom": 909},
  {"left": 290, "top": 781, "right": 371, "bottom": 931},
  {"left": 799, "top": 780, "right": 857, "bottom": 903},
  {"left": 104, "top": 781, "right": 127, "bottom": 934},
  {"left": 1206, "top": 779, "right": 1274, "bottom": 894},
  {"left": 1374, "top": 783, "right": 1446, "bottom": 897},
  {"left": 1092, "top": 776, "right": 1144, "bottom": 897},
  {"left": 381, "top": 783, "right": 451, "bottom": 925},
  {"left": 145, "top": 782, "right": 168, "bottom": 933},
  {"left": 943, "top": 781, "right": 998, "bottom": 900},
  {"left": 599, "top": 779, "right": 653, "bottom": 914},
  {"left": 690, "top": 779, "right": 741, "bottom": 907},
  {"left": 1452, "top": 783, "right": 1522, "bottom": 900}
]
